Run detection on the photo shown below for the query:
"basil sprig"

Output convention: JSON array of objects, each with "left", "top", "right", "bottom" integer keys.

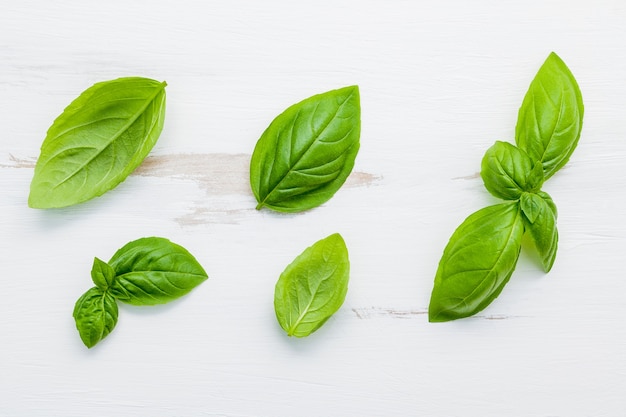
[
  {"left": 250, "top": 86, "right": 361, "bottom": 212},
  {"left": 29, "top": 77, "right": 167, "bottom": 208},
  {"left": 274, "top": 233, "right": 350, "bottom": 337},
  {"left": 73, "top": 237, "right": 208, "bottom": 348},
  {"left": 429, "top": 52, "right": 584, "bottom": 322}
]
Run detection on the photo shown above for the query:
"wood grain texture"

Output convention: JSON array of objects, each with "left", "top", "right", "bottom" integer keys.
[{"left": 1, "top": 1, "right": 626, "bottom": 416}]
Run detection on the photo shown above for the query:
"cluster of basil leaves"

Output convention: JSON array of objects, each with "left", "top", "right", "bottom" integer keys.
[
  {"left": 28, "top": 52, "right": 583, "bottom": 347},
  {"left": 74, "top": 238, "right": 208, "bottom": 348},
  {"left": 428, "top": 52, "right": 584, "bottom": 322},
  {"left": 29, "top": 79, "right": 360, "bottom": 347}
]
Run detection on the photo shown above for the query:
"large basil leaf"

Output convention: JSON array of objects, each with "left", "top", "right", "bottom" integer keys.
[
  {"left": 250, "top": 86, "right": 361, "bottom": 212},
  {"left": 515, "top": 52, "right": 584, "bottom": 180},
  {"left": 73, "top": 287, "right": 118, "bottom": 348},
  {"left": 29, "top": 77, "right": 167, "bottom": 208},
  {"left": 523, "top": 191, "right": 558, "bottom": 272},
  {"left": 429, "top": 202, "right": 524, "bottom": 322},
  {"left": 274, "top": 233, "right": 350, "bottom": 337},
  {"left": 481, "top": 141, "right": 543, "bottom": 200},
  {"left": 108, "top": 237, "right": 208, "bottom": 306}
]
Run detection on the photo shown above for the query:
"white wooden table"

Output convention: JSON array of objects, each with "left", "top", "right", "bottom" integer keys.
[{"left": 2, "top": 1, "right": 625, "bottom": 416}]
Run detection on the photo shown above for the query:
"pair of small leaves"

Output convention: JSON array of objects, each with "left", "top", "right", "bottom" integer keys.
[
  {"left": 29, "top": 77, "right": 167, "bottom": 208},
  {"left": 250, "top": 86, "right": 361, "bottom": 212},
  {"left": 481, "top": 141, "right": 558, "bottom": 272},
  {"left": 274, "top": 233, "right": 350, "bottom": 337},
  {"left": 429, "top": 52, "right": 583, "bottom": 322},
  {"left": 73, "top": 237, "right": 208, "bottom": 348}
]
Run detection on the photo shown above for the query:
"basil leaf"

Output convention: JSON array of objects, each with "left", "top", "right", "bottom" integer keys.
[
  {"left": 515, "top": 52, "right": 584, "bottom": 180},
  {"left": 91, "top": 257, "right": 116, "bottom": 290},
  {"left": 274, "top": 233, "right": 350, "bottom": 337},
  {"left": 481, "top": 141, "right": 543, "bottom": 200},
  {"left": 108, "top": 237, "right": 208, "bottom": 306},
  {"left": 524, "top": 192, "right": 558, "bottom": 272},
  {"left": 29, "top": 77, "right": 167, "bottom": 208},
  {"left": 429, "top": 202, "right": 524, "bottom": 322},
  {"left": 250, "top": 86, "right": 361, "bottom": 212},
  {"left": 73, "top": 287, "right": 118, "bottom": 348},
  {"left": 520, "top": 192, "right": 543, "bottom": 224}
]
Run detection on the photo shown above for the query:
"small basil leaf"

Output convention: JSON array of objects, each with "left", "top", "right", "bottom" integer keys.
[
  {"left": 250, "top": 86, "right": 361, "bottom": 212},
  {"left": 274, "top": 233, "right": 350, "bottom": 337},
  {"left": 108, "top": 237, "right": 208, "bottom": 306},
  {"left": 73, "top": 287, "right": 118, "bottom": 348},
  {"left": 520, "top": 192, "right": 544, "bottom": 224},
  {"left": 524, "top": 193, "right": 559, "bottom": 272},
  {"left": 515, "top": 52, "right": 584, "bottom": 180},
  {"left": 91, "top": 257, "right": 116, "bottom": 290},
  {"left": 429, "top": 202, "right": 524, "bottom": 322},
  {"left": 29, "top": 77, "right": 167, "bottom": 208},
  {"left": 480, "top": 141, "right": 540, "bottom": 199}
]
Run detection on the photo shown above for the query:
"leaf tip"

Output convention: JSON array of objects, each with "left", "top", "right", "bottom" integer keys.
[
  {"left": 541, "top": 251, "right": 557, "bottom": 273},
  {"left": 27, "top": 190, "right": 46, "bottom": 209},
  {"left": 427, "top": 303, "right": 448, "bottom": 323},
  {"left": 82, "top": 338, "right": 97, "bottom": 349},
  {"left": 428, "top": 308, "right": 450, "bottom": 323},
  {"left": 327, "top": 232, "right": 344, "bottom": 242},
  {"left": 545, "top": 51, "right": 567, "bottom": 68},
  {"left": 345, "top": 84, "right": 360, "bottom": 100},
  {"left": 428, "top": 307, "right": 457, "bottom": 323}
]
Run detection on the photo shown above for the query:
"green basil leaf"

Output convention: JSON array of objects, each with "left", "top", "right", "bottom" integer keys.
[
  {"left": 274, "top": 233, "right": 350, "bottom": 337},
  {"left": 515, "top": 52, "right": 584, "bottom": 180},
  {"left": 480, "top": 141, "right": 542, "bottom": 199},
  {"left": 91, "top": 257, "right": 116, "bottom": 290},
  {"left": 524, "top": 192, "right": 558, "bottom": 272},
  {"left": 537, "top": 190, "right": 558, "bottom": 218},
  {"left": 250, "top": 86, "right": 361, "bottom": 212},
  {"left": 520, "top": 192, "right": 543, "bottom": 224},
  {"left": 29, "top": 77, "right": 167, "bottom": 208},
  {"left": 429, "top": 202, "right": 524, "bottom": 322},
  {"left": 108, "top": 237, "right": 208, "bottom": 306},
  {"left": 73, "top": 287, "right": 118, "bottom": 348}
]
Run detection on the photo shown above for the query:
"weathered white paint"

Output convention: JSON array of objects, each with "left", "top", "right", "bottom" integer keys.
[{"left": 1, "top": 1, "right": 625, "bottom": 416}]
